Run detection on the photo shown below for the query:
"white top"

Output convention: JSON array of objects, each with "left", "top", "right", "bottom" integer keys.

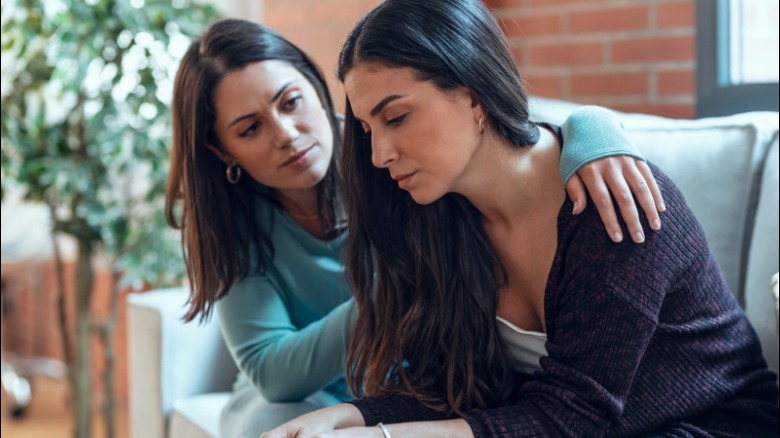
[{"left": 496, "top": 316, "right": 548, "bottom": 375}]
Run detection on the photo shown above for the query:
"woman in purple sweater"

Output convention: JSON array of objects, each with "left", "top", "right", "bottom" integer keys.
[{"left": 262, "top": 0, "right": 779, "bottom": 437}]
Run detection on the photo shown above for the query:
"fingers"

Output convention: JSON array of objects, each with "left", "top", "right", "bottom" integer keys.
[
  {"left": 574, "top": 156, "right": 668, "bottom": 243},
  {"left": 625, "top": 163, "right": 661, "bottom": 232},
  {"left": 565, "top": 174, "right": 587, "bottom": 214},
  {"left": 636, "top": 160, "right": 666, "bottom": 213},
  {"left": 577, "top": 163, "right": 625, "bottom": 243},
  {"left": 602, "top": 165, "right": 644, "bottom": 243}
]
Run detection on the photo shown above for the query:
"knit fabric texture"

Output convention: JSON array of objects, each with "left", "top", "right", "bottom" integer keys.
[{"left": 559, "top": 105, "right": 644, "bottom": 185}]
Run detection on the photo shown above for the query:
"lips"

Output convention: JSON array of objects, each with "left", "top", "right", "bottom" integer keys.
[
  {"left": 280, "top": 145, "right": 315, "bottom": 168},
  {"left": 392, "top": 171, "right": 416, "bottom": 189},
  {"left": 391, "top": 171, "right": 414, "bottom": 181}
]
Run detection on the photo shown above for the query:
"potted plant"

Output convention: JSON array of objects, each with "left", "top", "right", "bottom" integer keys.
[{"left": 1, "top": 1, "right": 220, "bottom": 436}]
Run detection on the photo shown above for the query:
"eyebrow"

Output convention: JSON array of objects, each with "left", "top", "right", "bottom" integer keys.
[
  {"left": 370, "top": 94, "right": 404, "bottom": 117},
  {"left": 227, "top": 81, "right": 296, "bottom": 128}
]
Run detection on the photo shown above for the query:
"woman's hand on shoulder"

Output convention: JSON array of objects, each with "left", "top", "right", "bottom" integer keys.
[{"left": 567, "top": 156, "right": 665, "bottom": 243}]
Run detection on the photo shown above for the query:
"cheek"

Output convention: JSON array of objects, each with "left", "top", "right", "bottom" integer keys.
[
  {"left": 314, "top": 119, "right": 335, "bottom": 158},
  {"left": 303, "top": 106, "right": 334, "bottom": 144},
  {"left": 416, "top": 129, "right": 464, "bottom": 171}
]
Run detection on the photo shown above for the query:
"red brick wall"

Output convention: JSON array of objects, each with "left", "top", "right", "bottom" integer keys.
[
  {"left": 263, "top": 0, "right": 697, "bottom": 119},
  {"left": 486, "top": 0, "right": 696, "bottom": 118}
]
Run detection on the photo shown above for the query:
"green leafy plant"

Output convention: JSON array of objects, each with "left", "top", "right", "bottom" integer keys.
[{"left": 1, "top": 1, "right": 220, "bottom": 436}]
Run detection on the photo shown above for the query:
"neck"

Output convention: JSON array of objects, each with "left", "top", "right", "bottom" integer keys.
[
  {"left": 277, "top": 187, "right": 319, "bottom": 220},
  {"left": 456, "top": 126, "right": 565, "bottom": 230}
]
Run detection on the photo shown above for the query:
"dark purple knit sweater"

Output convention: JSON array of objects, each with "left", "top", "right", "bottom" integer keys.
[{"left": 348, "top": 165, "right": 779, "bottom": 437}]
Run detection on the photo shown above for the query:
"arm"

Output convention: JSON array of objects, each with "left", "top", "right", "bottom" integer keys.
[
  {"left": 260, "top": 279, "right": 658, "bottom": 436},
  {"left": 560, "top": 105, "right": 665, "bottom": 243},
  {"left": 260, "top": 399, "right": 473, "bottom": 438},
  {"left": 336, "top": 283, "right": 658, "bottom": 435},
  {"left": 216, "top": 275, "right": 356, "bottom": 402},
  {"left": 320, "top": 419, "right": 473, "bottom": 438}
]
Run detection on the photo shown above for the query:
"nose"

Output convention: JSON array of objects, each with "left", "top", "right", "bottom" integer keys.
[
  {"left": 370, "top": 134, "right": 398, "bottom": 168},
  {"left": 273, "top": 115, "right": 299, "bottom": 149}
]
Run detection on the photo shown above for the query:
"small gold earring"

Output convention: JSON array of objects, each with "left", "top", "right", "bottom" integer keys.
[{"left": 478, "top": 117, "right": 485, "bottom": 134}]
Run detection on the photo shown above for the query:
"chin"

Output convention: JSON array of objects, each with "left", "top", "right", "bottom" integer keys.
[
  {"left": 408, "top": 189, "right": 443, "bottom": 205},
  {"left": 303, "top": 171, "right": 328, "bottom": 188}
]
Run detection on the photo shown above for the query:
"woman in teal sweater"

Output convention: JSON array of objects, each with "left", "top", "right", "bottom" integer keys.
[{"left": 164, "top": 18, "right": 665, "bottom": 438}]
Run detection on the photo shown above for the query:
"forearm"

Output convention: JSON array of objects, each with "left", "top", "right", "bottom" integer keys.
[
  {"left": 348, "top": 393, "right": 456, "bottom": 426},
  {"left": 379, "top": 419, "right": 473, "bottom": 438},
  {"left": 239, "top": 300, "right": 355, "bottom": 401},
  {"left": 559, "top": 105, "right": 644, "bottom": 184},
  {"left": 347, "top": 395, "right": 473, "bottom": 438},
  {"left": 217, "top": 279, "right": 356, "bottom": 401}
]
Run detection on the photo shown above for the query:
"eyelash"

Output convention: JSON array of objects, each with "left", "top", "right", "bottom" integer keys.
[
  {"left": 283, "top": 95, "right": 301, "bottom": 112},
  {"left": 239, "top": 122, "right": 259, "bottom": 138},
  {"left": 386, "top": 114, "right": 407, "bottom": 126}
]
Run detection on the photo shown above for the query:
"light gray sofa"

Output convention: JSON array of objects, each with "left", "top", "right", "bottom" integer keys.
[{"left": 127, "top": 97, "right": 779, "bottom": 438}]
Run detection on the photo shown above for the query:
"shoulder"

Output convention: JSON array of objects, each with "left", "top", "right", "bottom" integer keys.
[
  {"left": 643, "top": 162, "right": 707, "bottom": 247},
  {"left": 564, "top": 162, "right": 706, "bottom": 257},
  {"left": 555, "top": 166, "right": 710, "bottom": 311}
]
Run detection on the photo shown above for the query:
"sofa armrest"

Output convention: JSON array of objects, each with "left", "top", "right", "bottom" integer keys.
[{"left": 127, "top": 287, "right": 238, "bottom": 438}]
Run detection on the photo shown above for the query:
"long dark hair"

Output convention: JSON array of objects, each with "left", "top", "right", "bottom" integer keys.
[
  {"left": 338, "top": 0, "right": 540, "bottom": 414},
  {"left": 165, "top": 19, "right": 342, "bottom": 322}
]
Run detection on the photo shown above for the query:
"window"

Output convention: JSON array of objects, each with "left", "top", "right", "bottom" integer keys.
[{"left": 696, "top": 0, "right": 779, "bottom": 117}]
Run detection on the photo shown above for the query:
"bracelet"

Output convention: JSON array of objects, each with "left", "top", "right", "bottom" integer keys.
[{"left": 377, "top": 422, "right": 392, "bottom": 438}]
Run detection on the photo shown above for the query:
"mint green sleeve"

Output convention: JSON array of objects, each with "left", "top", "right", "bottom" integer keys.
[
  {"left": 559, "top": 105, "right": 645, "bottom": 185},
  {"left": 215, "top": 275, "right": 356, "bottom": 402}
]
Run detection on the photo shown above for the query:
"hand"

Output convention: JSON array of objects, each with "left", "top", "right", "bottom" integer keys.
[
  {"left": 260, "top": 404, "right": 364, "bottom": 438},
  {"left": 566, "top": 156, "right": 665, "bottom": 243},
  {"left": 311, "top": 426, "right": 385, "bottom": 438}
]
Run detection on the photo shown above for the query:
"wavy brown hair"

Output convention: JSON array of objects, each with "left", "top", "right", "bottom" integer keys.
[
  {"left": 165, "top": 19, "right": 342, "bottom": 322},
  {"left": 338, "top": 0, "right": 541, "bottom": 415}
]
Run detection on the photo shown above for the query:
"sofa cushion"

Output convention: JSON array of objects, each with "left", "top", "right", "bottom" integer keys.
[{"left": 168, "top": 392, "right": 231, "bottom": 438}]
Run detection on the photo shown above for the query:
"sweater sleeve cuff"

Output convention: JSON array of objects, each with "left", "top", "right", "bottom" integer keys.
[
  {"left": 464, "top": 413, "right": 489, "bottom": 438},
  {"left": 347, "top": 393, "right": 455, "bottom": 425},
  {"left": 346, "top": 398, "right": 381, "bottom": 426},
  {"left": 559, "top": 105, "right": 645, "bottom": 185}
]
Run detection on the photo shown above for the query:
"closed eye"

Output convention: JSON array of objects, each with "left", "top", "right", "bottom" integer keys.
[
  {"left": 386, "top": 114, "right": 407, "bottom": 126},
  {"left": 239, "top": 121, "right": 260, "bottom": 137}
]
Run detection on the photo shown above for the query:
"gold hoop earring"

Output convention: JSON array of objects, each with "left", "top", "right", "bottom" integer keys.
[
  {"left": 226, "top": 163, "right": 242, "bottom": 184},
  {"left": 478, "top": 117, "right": 485, "bottom": 134}
]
